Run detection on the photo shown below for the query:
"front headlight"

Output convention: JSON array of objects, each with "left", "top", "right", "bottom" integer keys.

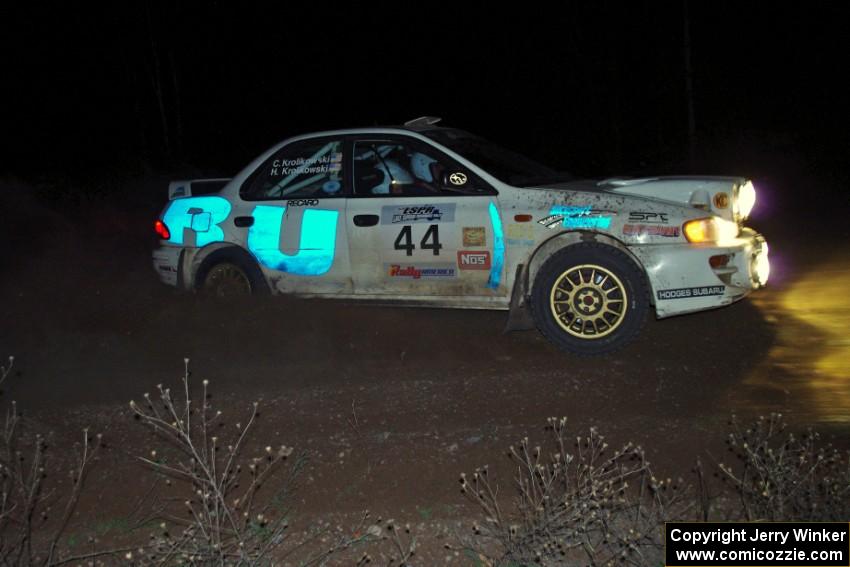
[
  {"left": 683, "top": 217, "right": 740, "bottom": 244},
  {"left": 735, "top": 180, "right": 757, "bottom": 220}
]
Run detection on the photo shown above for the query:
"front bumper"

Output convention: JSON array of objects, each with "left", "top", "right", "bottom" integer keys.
[
  {"left": 633, "top": 228, "right": 770, "bottom": 318},
  {"left": 152, "top": 246, "right": 183, "bottom": 287}
]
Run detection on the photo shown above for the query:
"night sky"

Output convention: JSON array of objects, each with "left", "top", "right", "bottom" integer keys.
[{"left": 5, "top": 2, "right": 850, "bottom": 202}]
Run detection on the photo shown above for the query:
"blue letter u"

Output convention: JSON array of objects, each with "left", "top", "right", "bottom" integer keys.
[{"left": 247, "top": 205, "right": 338, "bottom": 276}]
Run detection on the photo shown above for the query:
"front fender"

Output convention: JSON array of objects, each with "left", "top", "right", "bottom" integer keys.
[{"left": 521, "top": 230, "right": 650, "bottom": 302}]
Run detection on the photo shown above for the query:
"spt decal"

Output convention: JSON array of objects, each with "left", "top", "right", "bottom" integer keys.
[
  {"left": 161, "top": 196, "right": 231, "bottom": 246},
  {"left": 247, "top": 205, "right": 338, "bottom": 276}
]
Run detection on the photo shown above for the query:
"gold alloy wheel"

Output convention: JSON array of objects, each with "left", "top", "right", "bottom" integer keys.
[
  {"left": 204, "top": 263, "right": 251, "bottom": 296},
  {"left": 549, "top": 264, "right": 628, "bottom": 339}
]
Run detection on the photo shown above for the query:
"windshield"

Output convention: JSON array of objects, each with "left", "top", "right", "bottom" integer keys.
[{"left": 422, "top": 129, "right": 573, "bottom": 187}]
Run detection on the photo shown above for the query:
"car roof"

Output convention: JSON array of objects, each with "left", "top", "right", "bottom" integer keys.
[{"left": 291, "top": 117, "right": 455, "bottom": 140}]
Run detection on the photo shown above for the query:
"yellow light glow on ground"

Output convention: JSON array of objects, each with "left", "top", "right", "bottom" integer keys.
[
  {"left": 747, "top": 256, "right": 850, "bottom": 423},
  {"left": 781, "top": 269, "right": 850, "bottom": 378}
]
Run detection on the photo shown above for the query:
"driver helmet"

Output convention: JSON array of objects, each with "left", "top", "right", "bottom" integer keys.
[
  {"left": 371, "top": 160, "right": 414, "bottom": 194},
  {"left": 410, "top": 152, "right": 438, "bottom": 183}
]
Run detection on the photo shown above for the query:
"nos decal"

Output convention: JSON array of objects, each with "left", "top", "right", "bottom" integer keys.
[{"left": 457, "top": 251, "right": 491, "bottom": 270}]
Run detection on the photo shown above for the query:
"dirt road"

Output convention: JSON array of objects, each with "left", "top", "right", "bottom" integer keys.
[{"left": 2, "top": 180, "right": 849, "bottom": 563}]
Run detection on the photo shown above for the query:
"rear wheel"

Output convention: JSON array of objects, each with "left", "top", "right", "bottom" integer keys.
[
  {"left": 531, "top": 243, "right": 648, "bottom": 355},
  {"left": 195, "top": 248, "right": 270, "bottom": 297},
  {"left": 202, "top": 262, "right": 252, "bottom": 297}
]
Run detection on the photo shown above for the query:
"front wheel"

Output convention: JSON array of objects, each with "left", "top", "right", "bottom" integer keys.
[{"left": 530, "top": 243, "right": 649, "bottom": 355}]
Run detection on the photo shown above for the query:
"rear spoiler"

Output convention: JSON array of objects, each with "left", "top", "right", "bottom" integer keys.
[{"left": 168, "top": 178, "right": 232, "bottom": 200}]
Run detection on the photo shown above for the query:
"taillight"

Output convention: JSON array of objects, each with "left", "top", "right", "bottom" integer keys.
[{"left": 154, "top": 220, "right": 171, "bottom": 240}]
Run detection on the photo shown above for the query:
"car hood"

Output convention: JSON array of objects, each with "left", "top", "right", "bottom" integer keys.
[{"left": 522, "top": 175, "right": 747, "bottom": 220}]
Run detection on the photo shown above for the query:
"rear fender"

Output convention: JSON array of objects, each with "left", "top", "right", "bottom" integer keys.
[{"left": 186, "top": 243, "right": 268, "bottom": 292}]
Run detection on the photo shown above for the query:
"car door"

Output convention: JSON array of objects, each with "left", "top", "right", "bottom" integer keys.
[
  {"left": 345, "top": 136, "right": 503, "bottom": 297},
  {"left": 238, "top": 136, "right": 352, "bottom": 294}
]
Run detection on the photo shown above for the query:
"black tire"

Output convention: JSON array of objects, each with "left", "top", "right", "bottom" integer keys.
[
  {"left": 195, "top": 248, "right": 270, "bottom": 297},
  {"left": 530, "top": 242, "right": 649, "bottom": 355}
]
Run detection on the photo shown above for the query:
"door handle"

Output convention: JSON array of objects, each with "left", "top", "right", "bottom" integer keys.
[
  {"left": 353, "top": 214, "right": 379, "bottom": 227},
  {"left": 234, "top": 216, "right": 254, "bottom": 227}
]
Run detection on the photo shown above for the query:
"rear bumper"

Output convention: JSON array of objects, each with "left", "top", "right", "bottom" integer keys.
[
  {"left": 633, "top": 228, "right": 769, "bottom": 318},
  {"left": 152, "top": 245, "right": 184, "bottom": 287}
]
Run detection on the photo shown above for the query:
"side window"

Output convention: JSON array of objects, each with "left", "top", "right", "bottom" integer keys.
[
  {"left": 241, "top": 139, "right": 344, "bottom": 200},
  {"left": 352, "top": 139, "right": 490, "bottom": 197}
]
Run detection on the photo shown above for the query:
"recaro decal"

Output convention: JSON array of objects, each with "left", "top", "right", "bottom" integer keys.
[
  {"left": 162, "top": 196, "right": 231, "bottom": 246},
  {"left": 247, "top": 205, "right": 338, "bottom": 276},
  {"left": 487, "top": 202, "right": 504, "bottom": 289}
]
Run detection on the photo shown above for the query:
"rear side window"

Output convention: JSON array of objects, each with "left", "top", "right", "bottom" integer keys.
[{"left": 241, "top": 138, "right": 345, "bottom": 200}]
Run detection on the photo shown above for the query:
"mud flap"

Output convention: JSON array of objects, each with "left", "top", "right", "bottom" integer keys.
[{"left": 504, "top": 264, "right": 536, "bottom": 332}]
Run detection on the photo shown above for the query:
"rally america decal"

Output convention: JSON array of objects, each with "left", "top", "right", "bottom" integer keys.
[
  {"left": 381, "top": 204, "right": 456, "bottom": 225},
  {"left": 386, "top": 264, "right": 457, "bottom": 279},
  {"left": 657, "top": 286, "right": 726, "bottom": 300}
]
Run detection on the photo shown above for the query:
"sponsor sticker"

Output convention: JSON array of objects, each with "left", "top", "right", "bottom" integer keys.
[
  {"left": 322, "top": 180, "right": 341, "bottom": 194},
  {"left": 506, "top": 238, "right": 535, "bottom": 247},
  {"left": 449, "top": 172, "right": 468, "bottom": 186},
  {"left": 657, "top": 286, "right": 725, "bottom": 300},
  {"left": 287, "top": 199, "right": 319, "bottom": 207},
  {"left": 457, "top": 250, "right": 491, "bottom": 270},
  {"left": 623, "top": 224, "right": 680, "bottom": 237},
  {"left": 506, "top": 223, "right": 534, "bottom": 240},
  {"left": 381, "top": 203, "right": 456, "bottom": 224},
  {"left": 463, "top": 226, "right": 486, "bottom": 247},
  {"left": 628, "top": 211, "right": 669, "bottom": 224},
  {"left": 539, "top": 205, "right": 613, "bottom": 230},
  {"left": 386, "top": 264, "right": 457, "bottom": 279}
]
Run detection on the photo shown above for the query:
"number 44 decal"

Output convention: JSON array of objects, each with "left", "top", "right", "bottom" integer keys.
[{"left": 394, "top": 225, "right": 443, "bottom": 256}]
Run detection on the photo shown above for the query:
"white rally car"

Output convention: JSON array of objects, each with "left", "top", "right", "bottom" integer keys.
[{"left": 152, "top": 117, "right": 769, "bottom": 355}]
